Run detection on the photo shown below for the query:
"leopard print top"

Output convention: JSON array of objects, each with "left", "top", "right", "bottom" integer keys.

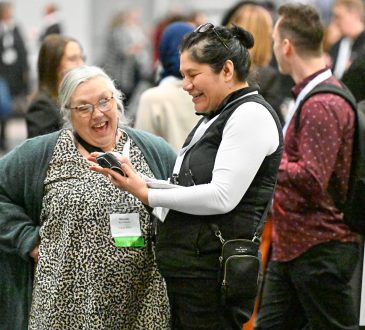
[{"left": 29, "top": 129, "right": 170, "bottom": 330}]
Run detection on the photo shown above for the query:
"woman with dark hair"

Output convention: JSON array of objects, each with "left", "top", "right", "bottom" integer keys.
[
  {"left": 90, "top": 23, "right": 283, "bottom": 329},
  {"left": 25, "top": 34, "right": 84, "bottom": 138}
]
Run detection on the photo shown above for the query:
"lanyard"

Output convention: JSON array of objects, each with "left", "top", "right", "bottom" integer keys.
[
  {"left": 121, "top": 130, "right": 130, "bottom": 158},
  {"left": 74, "top": 128, "right": 130, "bottom": 157},
  {"left": 282, "top": 69, "right": 332, "bottom": 136},
  {"left": 172, "top": 90, "right": 258, "bottom": 176}
]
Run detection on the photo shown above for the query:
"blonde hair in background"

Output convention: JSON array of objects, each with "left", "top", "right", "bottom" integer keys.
[{"left": 227, "top": 4, "right": 273, "bottom": 67}]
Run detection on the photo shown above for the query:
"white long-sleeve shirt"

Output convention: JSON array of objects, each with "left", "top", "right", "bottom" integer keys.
[{"left": 148, "top": 101, "right": 280, "bottom": 216}]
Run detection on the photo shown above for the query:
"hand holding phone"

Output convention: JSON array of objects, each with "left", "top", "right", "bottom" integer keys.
[{"left": 95, "top": 152, "right": 126, "bottom": 176}]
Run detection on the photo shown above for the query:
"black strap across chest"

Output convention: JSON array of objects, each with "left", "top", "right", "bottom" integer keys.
[{"left": 73, "top": 131, "right": 104, "bottom": 153}]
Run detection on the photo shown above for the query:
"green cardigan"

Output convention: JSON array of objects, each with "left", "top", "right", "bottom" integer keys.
[{"left": 0, "top": 127, "right": 176, "bottom": 330}]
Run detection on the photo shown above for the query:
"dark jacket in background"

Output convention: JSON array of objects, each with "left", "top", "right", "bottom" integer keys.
[
  {"left": 341, "top": 46, "right": 365, "bottom": 102},
  {"left": 249, "top": 65, "right": 286, "bottom": 125},
  {"left": 329, "top": 30, "right": 365, "bottom": 74},
  {"left": 38, "top": 22, "right": 62, "bottom": 43},
  {"left": 25, "top": 92, "right": 63, "bottom": 138},
  {"left": 330, "top": 30, "right": 365, "bottom": 102}
]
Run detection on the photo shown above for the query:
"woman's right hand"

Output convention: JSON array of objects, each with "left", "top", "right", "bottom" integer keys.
[{"left": 88, "top": 154, "right": 150, "bottom": 205}]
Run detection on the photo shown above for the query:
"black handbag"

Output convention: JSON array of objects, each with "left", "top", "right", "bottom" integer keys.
[
  {"left": 211, "top": 225, "right": 260, "bottom": 306},
  {"left": 210, "top": 198, "right": 272, "bottom": 306}
]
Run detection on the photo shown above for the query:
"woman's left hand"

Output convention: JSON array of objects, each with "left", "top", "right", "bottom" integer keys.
[
  {"left": 88, "top": 153, "right": 149, "bottom": 205},
  {"left": 30, "top": 244, "right": 40, "bottom": 262}
]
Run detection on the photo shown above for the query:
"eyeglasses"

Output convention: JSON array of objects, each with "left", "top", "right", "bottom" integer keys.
[
  {"left": 194, "top": 23, "right": 229, "bottom": 50},
  {"left": 68, "top": 95, "right": 114, "bottom": 117}
]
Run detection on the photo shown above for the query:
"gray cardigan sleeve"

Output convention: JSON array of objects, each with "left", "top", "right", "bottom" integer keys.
[{"left": 0, "top": 131, "right": 59, "bottom": 260}]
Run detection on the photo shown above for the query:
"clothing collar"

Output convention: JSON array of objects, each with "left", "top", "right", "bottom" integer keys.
[
  {"left": 159, "top": 76, "right": 181, "bottom": 86},
  {"left": 291, "top": 67, "right": 330, "bottom": 99},
  {"left": 199, "top": 85, "right": 259, "bottom": 120}
]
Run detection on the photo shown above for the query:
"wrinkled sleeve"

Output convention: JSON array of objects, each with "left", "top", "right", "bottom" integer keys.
[{"left": 0, "top": 145, "right": 41, "bottom": 261}]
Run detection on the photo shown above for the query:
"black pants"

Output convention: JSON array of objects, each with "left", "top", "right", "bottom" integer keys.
[
  {"left": 255, "top": 241, "right": 359, "bottom": 330},
  {"left": 164, "top": 277, "right": 255, "bottom": 330}
]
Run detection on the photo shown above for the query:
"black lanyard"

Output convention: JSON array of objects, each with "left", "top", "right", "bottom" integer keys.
[{"left": 73, "top": 131, "right": 104, "bottom": 153}]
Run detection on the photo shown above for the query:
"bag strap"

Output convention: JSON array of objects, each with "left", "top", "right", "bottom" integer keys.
[
  {"left": 293, "top": 82, "right": 357, "bottom": 210},
  {"left": 210, "top": 194, "right": 274, "bottom": 245},
  {"left": 179, "top": 96, "right": 276, "bottom": 245},
  {"left": 294, "top": 82, "right": 357, "bottom": 133}
]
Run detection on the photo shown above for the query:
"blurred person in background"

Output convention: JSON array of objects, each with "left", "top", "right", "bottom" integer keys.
[
  {"left": 26, "top": 34, "right": 85, "bottom": 138},
  {"left": 0, "top": 75, "right": 11, "bottom": 141},
  {"left": 323, "top": 19, "right": 342, "bottom": 64},
  {"left": 340, "top": 42, "right": 365, "bottom": 103},
  {"left": 0, "top": 65, "right": 175, "bottom": 329},
  {"left": 134, "top": 21, "right": 199, "bottom": 150},
  {"left": 38, "top": 3, "right": 63, "bottom": 43},
  {"left": 329, "top": 0, "right": 365, "bottom": 80},
  {"left": 151, "top": 12, "right": 188, "bottom": 71},
  {"left": 0, "top": 1, "right": 29, "bottom": 150},
  {"left": 330, "top": 0, "right": 365, "bottom": 102},
  {"left": 102, "top": 9, "right": 152, "bottom": 107},
  {"left": 223, "top": 1, "right": 285, "bottom": 125},
  {"left": 186, "top": 9, "right": 207, "bottom": 27}
]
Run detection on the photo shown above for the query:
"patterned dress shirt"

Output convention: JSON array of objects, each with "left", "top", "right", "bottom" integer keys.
[{"left": 272, "top": 68, "right": 358, "bottom": 262}]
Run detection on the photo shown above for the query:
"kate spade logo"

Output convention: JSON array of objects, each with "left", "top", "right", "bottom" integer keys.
[{"left": 235, "top": 247, "right": 248, "bottom": 253}]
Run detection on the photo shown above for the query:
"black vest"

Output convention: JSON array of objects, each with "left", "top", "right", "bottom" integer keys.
[{"left": 156, "top": 87, "right": 284, "bottom": 279}]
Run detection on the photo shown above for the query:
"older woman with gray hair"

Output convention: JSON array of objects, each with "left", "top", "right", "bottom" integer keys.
[{"left": 0, "top": 65, "right": 175, "bottom": 329}]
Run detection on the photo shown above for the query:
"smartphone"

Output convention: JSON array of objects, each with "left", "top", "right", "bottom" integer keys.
[{"left": 95, "top": 152, "right": 126, "bottom": 176}]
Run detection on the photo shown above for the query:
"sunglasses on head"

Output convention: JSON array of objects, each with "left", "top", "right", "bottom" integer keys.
[{"left": 194, "top": 23, "right": 229, "bottom": 50}]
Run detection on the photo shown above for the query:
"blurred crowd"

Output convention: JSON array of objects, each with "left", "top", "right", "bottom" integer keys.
[
  {"left": 0, "top": 0, "right": 364, "bottom": 329},
  {"left": 2, "top": 0, "right": 362, "bottom": 154}
]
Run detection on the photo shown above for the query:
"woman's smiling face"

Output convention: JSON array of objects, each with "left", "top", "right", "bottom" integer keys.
[
  {"left": 180, "top": 51, "right": 229, "bottom": 114},
  {"left": 69, "top": 76, "right": 118, "bottom": 151}
]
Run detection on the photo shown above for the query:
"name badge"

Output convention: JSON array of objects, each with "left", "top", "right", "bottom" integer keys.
[{"left": 110, "top": 213, "right": 144, "bottom": 247}]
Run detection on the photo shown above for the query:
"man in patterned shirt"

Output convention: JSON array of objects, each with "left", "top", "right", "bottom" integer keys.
[{"left": 255, "top": 3, "right": 359, "bottom": 330}]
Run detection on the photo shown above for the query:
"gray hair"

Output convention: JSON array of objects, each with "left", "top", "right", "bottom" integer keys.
[{"left": 58, "top": 65, "right": 126, "bottom": 126}]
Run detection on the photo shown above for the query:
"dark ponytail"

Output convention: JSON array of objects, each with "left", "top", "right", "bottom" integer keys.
[{"left": 231, "top": 25, "right": 254, "bottom": 49}]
